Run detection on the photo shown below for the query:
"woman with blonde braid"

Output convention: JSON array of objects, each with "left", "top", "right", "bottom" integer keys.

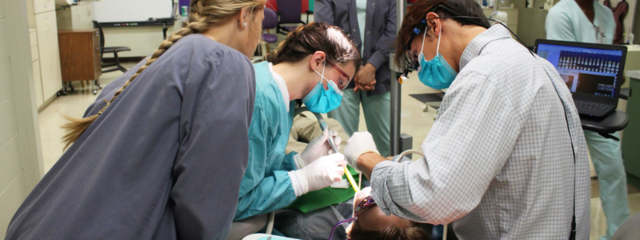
[{"left": 6, "top": 0, "right": 265, "bottom": 239}]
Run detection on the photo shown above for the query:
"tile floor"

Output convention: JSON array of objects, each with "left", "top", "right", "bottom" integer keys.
[
  {"left": 38, "top": 61, "right": 638, "bottom": 240},
  {"left": 37, "top": 63, "right": 134, "bottom": 172}
]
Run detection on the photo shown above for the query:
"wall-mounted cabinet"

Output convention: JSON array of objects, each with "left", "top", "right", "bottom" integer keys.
[
  {"left": 33, "top": 0, "right": 55, "bottom": 14},
  {"left": 55, "top": 0, "right": 77, "bottom": 5},
  {"left": 35, "top": 11, "right": 63, "bottom": 103},
  {"left": 56, "top": 2, "right": 93, "bottom": 30},
  {"left": 29, "top": 0, "right": 63, "bottom": 110}
]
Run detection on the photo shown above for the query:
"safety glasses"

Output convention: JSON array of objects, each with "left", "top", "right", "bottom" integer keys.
[
  {"left": 401, "top": 4, "right": 485, "bottom": 76},
  {"left": 326, "top": 60, "right": 352, "bottom": 91},
  {"left": 402, "top": 19, "right": 427, "bottom": 76},
  {"left": 328, "top": 196, "right": 377, "bottom": 240}
]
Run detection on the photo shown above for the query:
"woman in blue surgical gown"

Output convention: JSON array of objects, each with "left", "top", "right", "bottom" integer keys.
[
  {"left": 6, "top": 1, "right": 266, "bottom": 240},
  {"left": 233, "top": 23, "right": 361, "bottom": 221}
]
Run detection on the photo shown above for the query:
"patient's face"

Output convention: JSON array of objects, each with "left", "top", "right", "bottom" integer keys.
[{"left": 345, "top": 187, "right": 413, "bottom": 236}]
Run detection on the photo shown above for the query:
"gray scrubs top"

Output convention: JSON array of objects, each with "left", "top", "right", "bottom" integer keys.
[{"left": 6, "top": 34, "right": 256, "bottom": 240}]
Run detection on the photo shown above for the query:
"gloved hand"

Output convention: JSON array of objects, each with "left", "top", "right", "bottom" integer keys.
[
  {"left": 294, "top": 129, "right": 342, "bottom": 169},
  {"left": 344, "top": 132, "right": 379, "bottom": 172},
  {"left": 288, "top": 153, "right": 347, "bottom": 196}
]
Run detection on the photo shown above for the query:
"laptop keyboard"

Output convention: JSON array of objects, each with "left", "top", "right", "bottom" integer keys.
[{"left": 574, "top": 100, "right": 609, "bottom": 110}]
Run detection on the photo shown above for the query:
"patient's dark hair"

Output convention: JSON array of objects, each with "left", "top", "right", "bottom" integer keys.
[{"left": 348, "top": 222, "right": 431, "bottom": 240}]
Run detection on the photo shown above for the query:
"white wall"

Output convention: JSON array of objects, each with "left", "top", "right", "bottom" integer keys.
[
  {"left": 93, "top": 0, "right": 173, "bottom": 23},
  {"left": 102, "top": 22, "right": 181, "bottom": 58},
  {"left": 102, "top": 13, "right": 314, "bottom": 58},
  {"left": 0, "top": 0, "right": 44, "bottom": 238},
  {"left": 99, "top": 0, "right": 180, "bottom": 58}
]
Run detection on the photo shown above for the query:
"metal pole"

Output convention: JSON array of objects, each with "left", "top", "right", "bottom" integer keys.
[
  {"left": 397, "top": 0, "right": 407, "bottom": 33},
  {"left": 390, "top": 0, "right": 406, "bottom": 155},
  {"left": 390, "top": 64, "right": 400, "bottom": 155}
]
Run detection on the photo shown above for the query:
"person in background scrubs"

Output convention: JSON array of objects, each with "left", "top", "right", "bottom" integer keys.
[
  {"left": 315, "top": 0, "right": 396, "bottom": 157},
  {"left": 5, "top": 0, "right": 266, "bottom": 239},
  {"left": 547, "top": 1, "right": 630, "bottom": 239},
  {"left": 343, "top": 0, "right": 591, "bottom": 238},
  {"left": 226, "top": 23, "right": 360, "bottom": 237}
]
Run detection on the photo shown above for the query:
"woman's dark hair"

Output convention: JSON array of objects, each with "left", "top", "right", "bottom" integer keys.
[
  {"left": 394, "top": 0, "right": 490, "bottom": 66},
  {"left": 266, "top": 22, "right": 361, "bottom": 70},
  {"left": 348, "top": 221, "right": 431, "bottom": 240}
]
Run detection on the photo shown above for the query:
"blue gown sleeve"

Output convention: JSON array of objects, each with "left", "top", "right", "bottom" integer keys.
[
  {"left": 235, "top": 107, "right": 297, "bottom": 220},
  {"left": 171, "top": 51, "right": 255, "bottom": 240},
  {"left": 281, "top": 152, "right": 298, "bottom": 171},
  {"left": 281, "top": 102, "right": 299, "bottom": 172},
  {"left": 234, "top": 170, "right": 297, "bottom": 220}
]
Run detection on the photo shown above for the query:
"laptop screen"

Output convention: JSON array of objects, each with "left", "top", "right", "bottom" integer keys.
[{"left": 536, "top": 43, "right": 623, "bottom": 98}]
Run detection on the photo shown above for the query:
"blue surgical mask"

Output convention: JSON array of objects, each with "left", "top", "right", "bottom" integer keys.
[
  {"left": 302, "top": 62, "right": 344, "bottom": 113},
  {"left": 417, "top": 25, "right": 458, "bottom": 90}
]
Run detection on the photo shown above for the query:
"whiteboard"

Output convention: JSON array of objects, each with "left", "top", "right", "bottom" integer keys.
[{"left": 93, "top": 0, "right": 173, "bottom": 23}]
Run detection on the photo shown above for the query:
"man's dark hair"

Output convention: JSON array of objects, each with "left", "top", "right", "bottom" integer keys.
[{"left": 394, "top": 0, "right": 490, "bottom": 65}]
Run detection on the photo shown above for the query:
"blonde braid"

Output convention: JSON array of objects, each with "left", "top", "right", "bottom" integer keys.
[
  {"left": 61, "top": 0, "right": 266, "bottom": 149},
  {"left": 98, "top": 15, "right": 209, "bottom": 114}
]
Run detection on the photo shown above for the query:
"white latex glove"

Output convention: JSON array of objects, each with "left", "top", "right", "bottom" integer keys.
[
  {"left": 294, "top": 129, "right": 342, "bottom": 169},
  {"left": 344, "top": 132, "right": 379, "bottom": 172},
  {"left": 288, "top": 153, "right": 347, "bottom": 196}
]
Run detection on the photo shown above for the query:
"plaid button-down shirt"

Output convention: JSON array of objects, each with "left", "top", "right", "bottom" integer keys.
[{"left": 371, "top": 25, "right": 590, "bottom": 239}]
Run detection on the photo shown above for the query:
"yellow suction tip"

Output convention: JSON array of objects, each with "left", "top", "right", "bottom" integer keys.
[{"left": 344, "top": 167, "right": 359, "bottom": 193}]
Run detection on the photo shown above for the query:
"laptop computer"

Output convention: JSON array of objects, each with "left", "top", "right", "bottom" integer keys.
[{"left": 534, "top": 39, "right": 627, "bottom": 118}]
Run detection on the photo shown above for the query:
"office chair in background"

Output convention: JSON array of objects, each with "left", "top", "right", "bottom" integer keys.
[
  {"left": 262, "top": 7, "right": 279, "bottom": 52},
  {"left": 275, "top": 0, "right": 311, "bottom": 34},
  {"left": 92, "top": 20, "right": 131, "bottom": 74}
]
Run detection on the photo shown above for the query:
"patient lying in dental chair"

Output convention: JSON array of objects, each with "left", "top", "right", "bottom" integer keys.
[
  {"left": 274, "top": 187, "right": 431, "bottom": 240},
  {"left": 272, "top": 113, "right": 431, "bottom": 240},
  {"left": 343, "top": 187, "right": 431, "bottom": 240}
]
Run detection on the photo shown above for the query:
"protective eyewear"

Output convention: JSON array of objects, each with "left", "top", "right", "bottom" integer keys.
[
  {"left": 326, "top": 60, "right": 352, "bottom": 91},
  {"left": 401, "top": 19, "right": 427, "bottom": 80},
  {"left": 328, "top": 196, "right": 377, "bottom": 240},
  {"left": 400, "top": 4, "right": 491, "bottom": 79}
]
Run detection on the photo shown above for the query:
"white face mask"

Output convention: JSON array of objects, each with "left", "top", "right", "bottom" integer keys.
[
  {"left": 416, "top": 24, "right": 458, "bottom": 90},
  {"left": 313, "top": 62, "right": 344, "bottom": 95},
  {"left": 417, "top": 23, "right": 442, "bottom": 70},
  {"left": 302, "top": 61, "right": 344, "bottom": 113}
]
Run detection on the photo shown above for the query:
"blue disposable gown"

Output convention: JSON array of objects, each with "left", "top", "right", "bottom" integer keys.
[
  {"left": 234, "top": 62, "right": 297, "bottom": 220},
  {"left": 6, "top": 35, "right": 256, "bottom": 240}
]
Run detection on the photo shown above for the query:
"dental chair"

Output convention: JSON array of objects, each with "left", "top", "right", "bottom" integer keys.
[
  {"left": 242, "top": 234, "right": 299, "bottom": 240},
  {"left": 225, "top": 212, "right": 275, "bottom": 240}
]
